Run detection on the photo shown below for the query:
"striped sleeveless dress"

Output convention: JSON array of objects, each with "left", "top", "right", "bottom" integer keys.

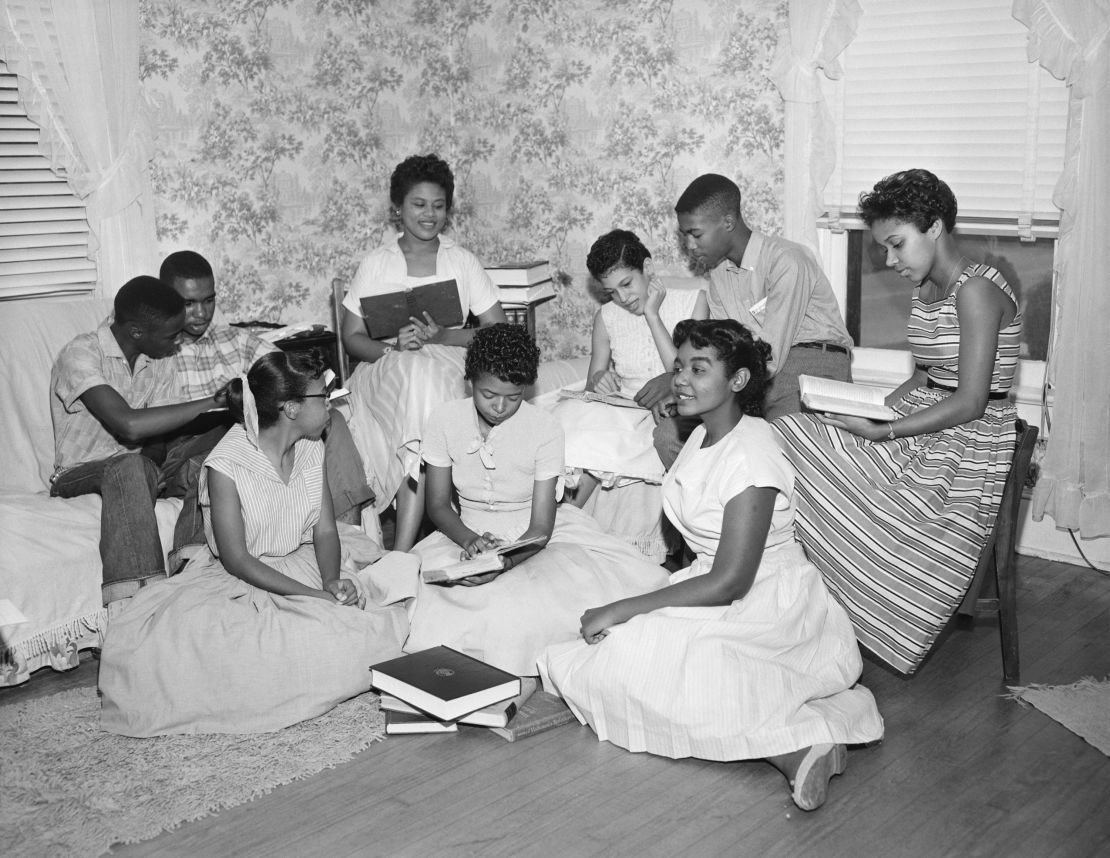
[{"left": 773, "top": 263, "right": 1022, "bottom": 674}]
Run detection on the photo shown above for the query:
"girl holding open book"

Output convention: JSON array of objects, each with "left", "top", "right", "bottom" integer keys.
[
  {"left": 395, "top": 324, "right": 669, "bottom": 676},
  {"left": 339, "top": 154, "right": 507, "bottom": 551},
  {"left": 540, "top": 319, "right": 883, "bottom": 812},
  {"left": 773, "top": 168, "right": 1022, "bottom": 676},
  {"left": 552, "top": 230, "right": 707, "bottom": 561},
  {"left": 99, "top": 350, "right": 410, "bottom": 736}
]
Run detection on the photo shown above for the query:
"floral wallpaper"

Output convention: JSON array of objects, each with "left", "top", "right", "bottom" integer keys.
[{"left": 140, "top": 0, "right": 785, "bottom": 358}]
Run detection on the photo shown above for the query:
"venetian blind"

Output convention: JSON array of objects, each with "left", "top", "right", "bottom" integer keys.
[
  {"left": 0, "top": 58, "right": 95, "bottom": 299},
  {"left": 821, "top": 0, "right": 1068, "bottom": 237}
]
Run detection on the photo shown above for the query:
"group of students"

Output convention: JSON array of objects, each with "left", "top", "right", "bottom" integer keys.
[{"left": 52, "top": 152, "right": 1021, "bottom": 814}]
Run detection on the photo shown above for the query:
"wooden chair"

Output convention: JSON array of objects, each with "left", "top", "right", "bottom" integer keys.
[
  {"left": 330, "top": 277, "right": 352, "bottom": 386},
  {"left": 955, "top": 419, "right": 1039, "bottom": 684}
]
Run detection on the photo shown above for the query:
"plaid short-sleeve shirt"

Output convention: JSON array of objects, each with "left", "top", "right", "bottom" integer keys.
[{"left": 172, "top": 324, "right": 278, "bottom": 401}]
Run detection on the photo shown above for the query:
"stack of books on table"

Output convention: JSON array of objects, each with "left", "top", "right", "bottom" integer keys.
[
  {"left": 484, "top": 260, "right": 556, "bottom": 309},
  {"left": 370, "top": 645, "right": 576, "bottom": 740}
]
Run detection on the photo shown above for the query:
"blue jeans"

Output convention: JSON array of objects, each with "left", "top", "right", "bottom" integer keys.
[{"left": 50, "top": 453, "right": 169, "bottom": 605}]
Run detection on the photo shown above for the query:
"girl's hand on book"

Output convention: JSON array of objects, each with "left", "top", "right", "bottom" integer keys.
[
  {"left": 592, "top": 370, "right": 621, "bottom": 395},
  {"left": 409, "top": 312, "right": 443, "bottom": 345},
  {"left": 461, "top": 532, "right": 502, "bottom": 559},
  {"left": 396, "top": 325, "right": 423, "bottom": 351},
  {"left": 455, "top": 569, "right": 504, "bottom": 587},
  {"left": 815, "top": 412, "right": 889, "bottom": 441},
  {"left": 644, "top": 278, "right": 666, "bottom": 317}
]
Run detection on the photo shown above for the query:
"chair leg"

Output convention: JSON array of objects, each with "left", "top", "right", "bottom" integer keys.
[{"left": 995, "top": 539, "right": 1020, "bottom": 684}]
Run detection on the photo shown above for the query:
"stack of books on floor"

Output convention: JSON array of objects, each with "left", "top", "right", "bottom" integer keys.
[
  {"left": 484, "top": 260, "right": 556, "bottom": 314},
  {"left": 370, "top": 645, "right": 576, "bottom": 741}
]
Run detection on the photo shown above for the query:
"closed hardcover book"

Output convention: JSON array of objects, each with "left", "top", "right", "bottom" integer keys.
[
  {"left": 359, "top": 279, "right": 464, "bottom": 339},
  {"left": 497, "top": 281, "right": 555, "bottom": 305},
  {"left": 488, "top": 690, "right": 577, "bottom": 742},
  {"left": 798, "top": 374, "right": 896, "bottom": 421},
  {"left": 384, "top": 710, "right": 458, "bottom": 734},
  {"left": 369, "top": 645, "right": 522, "bottom": 722},
  {"left": 484, "top": 260, "right": 551, "bottom": 287},
  {"left": 381, "top": 677, "right": 538, "bottom": 728}
]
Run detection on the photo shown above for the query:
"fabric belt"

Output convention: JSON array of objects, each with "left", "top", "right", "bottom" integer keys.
[
  {"left": 794, "top": 341, "right": 849, "bottom": 355},
  {"left": 927, "top": 378, "right": 1009, "bottom": 401}
]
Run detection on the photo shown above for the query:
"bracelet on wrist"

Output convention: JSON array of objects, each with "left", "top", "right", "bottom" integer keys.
[{"left": 886, "top": 422, "right": 897, "bottom": 441}]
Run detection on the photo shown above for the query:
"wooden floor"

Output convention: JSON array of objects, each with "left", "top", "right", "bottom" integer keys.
[{"left": 6, "top": 555, "right": 1109, "bottom": 858}]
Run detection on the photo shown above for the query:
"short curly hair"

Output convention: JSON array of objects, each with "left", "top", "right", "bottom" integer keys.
[
  {"left": 672, "top": 319, "right": 772, "bottom": 418},
  {"left": 586, "top": 229, "right": 652, "bottom": 280},
  {"left": 464, "top": 323, "right": 540, "bottom": 387},
  {"left": 390, "top": 153, "right": 455, "bottom": 211},
  {"left": 858, "top": 168, "right": 957, "bottom": 234}
]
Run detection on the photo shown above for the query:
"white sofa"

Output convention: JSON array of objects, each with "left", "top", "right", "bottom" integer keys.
[{"left": 0, "top": 298, "right": 181, "bottom": 687}]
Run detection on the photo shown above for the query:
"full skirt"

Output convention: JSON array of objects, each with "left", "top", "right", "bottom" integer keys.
[{"left": 539, "top": 542, "right": 884, "bottom": 761}]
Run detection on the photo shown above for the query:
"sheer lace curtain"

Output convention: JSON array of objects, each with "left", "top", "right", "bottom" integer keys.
[
  {"left": 770, "top": 0, "right": 862, "bottom": 254},
  {"left": 1016, "top": 0, "right": 1110, "bottom": 538},
  {"left": 0, "top": 0, "right": 157, "bottom": 297}
]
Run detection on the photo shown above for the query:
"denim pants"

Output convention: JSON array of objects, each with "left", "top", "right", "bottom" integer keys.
[{"left": 50, "top": 453, "right": 170, "bottom": 605}]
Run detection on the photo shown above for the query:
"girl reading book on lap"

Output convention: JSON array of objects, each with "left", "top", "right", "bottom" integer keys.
[
  {"left": 339, "top": 154, "right": 507, "bottom": 551},
  {"left": 552, "top": 230, "right": 707, "bottom": 561},
  {"left": 99, "top": 350, "right": 410, "bottom": 737},
  {"left": 540, "top": 319, "right": 883, "bottom": 812},
  {"left": 398, "top": 324, "right": 669, "bottom": 676},
  {"left": 773, "top": 168, "right": 1022, "bottom": 676}
]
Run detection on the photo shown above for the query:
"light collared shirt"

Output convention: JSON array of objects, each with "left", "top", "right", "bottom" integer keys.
[
  {"left": 50, "top": 321, "right": 181, "bottom": 471},
  {"left": 706, "top": 231, "right": 852, "bottom": 375},
  {"left": 173, "top": 323, "right": 277, "bottom": 401},
  {"left": 342, "top": 231, "right": 501, "bottom": 322}
]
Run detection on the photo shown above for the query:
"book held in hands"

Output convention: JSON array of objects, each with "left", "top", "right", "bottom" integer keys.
[
  {"left": 369, "top": 645, "right": 522, "bottom": 722},
  {"left": 421, "top": 535, "right": 547, "bottom": 584},
  {"left": 359, "top": 279, "right": 464, "bottom": 339},
  {"left": 798, "top": 374, "right": 897, "bottom": 421}
]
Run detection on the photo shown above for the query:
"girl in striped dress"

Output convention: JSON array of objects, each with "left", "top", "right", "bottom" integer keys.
[
  {"left": 552, "top": 230, "right": 708, "bottom": 561},
  {"left": 99, "top": 350, "right": 409, "bottom": 736},
  {"left": 773, "top": 169, "right": 1022, "bottom": 675},
  {"left": 540, "top": 320, "right": 883, "bottom": 813},
  {"left": 339, "top": 154, "right": 507, "bottom": 551}
]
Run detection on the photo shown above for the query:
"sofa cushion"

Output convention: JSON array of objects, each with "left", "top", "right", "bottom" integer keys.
[{"left": 0, "top": 298, "right": 113, "bottom": 492}]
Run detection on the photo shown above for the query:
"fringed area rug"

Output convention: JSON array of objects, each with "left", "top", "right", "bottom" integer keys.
[
  {"left": 0, "top": 687, "right": 385, "bottom": 857},
  {"left": 1008, "top": 676, "right": 1110, "bottom": 757}
]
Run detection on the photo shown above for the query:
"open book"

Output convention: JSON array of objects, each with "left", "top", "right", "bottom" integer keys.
[
  {"left": 359, "top": 279, "right": 464, "bottom": 339},
  {"left": 556, "top": 388, "right": 645, "bottom": 410},
  {"left": 798, "top": 375, "right": 896, "bottom": 421},
  {"left": 421, "top": 535, "right": 547, "bottom": 584}
]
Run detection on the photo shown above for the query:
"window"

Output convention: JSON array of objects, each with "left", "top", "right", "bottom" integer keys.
[
  {"left": 0, "top": 58, "right": 95, "bottom": 300},
  {"left": 814, "top": 0, "right": 1065, "bottom": 409}
]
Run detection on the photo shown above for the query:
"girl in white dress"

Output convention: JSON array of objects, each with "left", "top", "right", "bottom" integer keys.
[
  {"left": 398, "top": 324, "right": 670, "bottom": 675},
  {"left": 339, "top": 154, "right": 507, "bottom": 551},
  {"left": 552, "top": 230, "right": 708, "bottom": 561},
  {"left": 99, "top": 350, "right": 409, "bottom": 737},
  {"left": 540, "top": 320, "right": 884, "bottom": 811}
]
